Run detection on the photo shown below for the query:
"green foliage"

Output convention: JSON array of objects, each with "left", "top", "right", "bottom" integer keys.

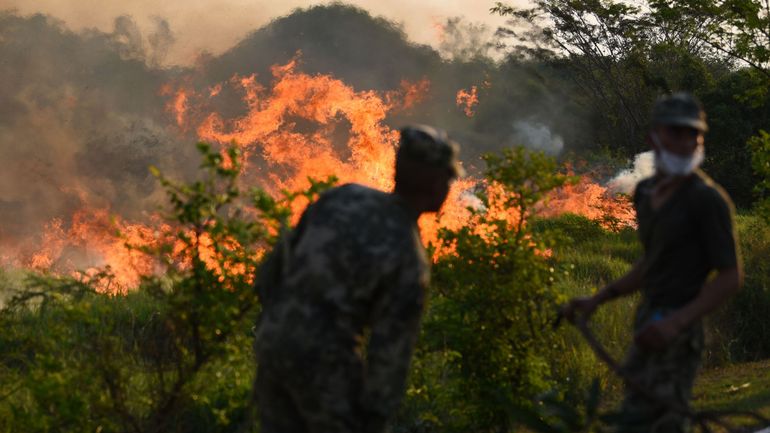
[
  {"left": 749, "top": 130, "right": 770, "bottom": 220},
  {"left": 404, "top": 147, "right": 576, "bottom": 432},
  {"left": 507, "top": 379, "right": 605, "bottom": 433},
  {"left": 492, "top": 0, "right": 770, "bottom": 208},
  {"left": 700, "top": 72, "right": 770, "bottom": 207},
  {"left": 0, "top": 141, "right": 767, "bottom": 433},
  {"left": 0, "top": 143, "right": 335, "bottom": 433},
  {"left": 491, "top": 0, "right": 713, "bottom": 155},
  {"left": 649, "top": 0, "right": 770, "bottom": 84},
  {"left": 482, "top": 148, "right": 579, "bottom": 223},
  {"left": 707, "top": 214, "right": 770, "bottom": 364},
  {"left": 531, "top": 215, "right": 638, "bottom": 398}
]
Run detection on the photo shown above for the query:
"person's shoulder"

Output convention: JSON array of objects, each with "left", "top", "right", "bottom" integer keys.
[
  {"left": 340, "top": 188, "right": 419, "bottom": 248},
  {"left": 318, "top": 183, "right": 387, "bottom": 209},
  {"left": 691, "top": 170, "right": 735, "bottom": 210},
  {"left": 692, "top": 170, "right": 733, "bottom": 202},
  {"left": 326, "top": 183, "right": 385, "bottom": 199},
  {"left": 316, "top": 184, "right": 412, "bottom": 237},
  {"left": 632, "top": 175, "right": 655, "bottom": 205}
]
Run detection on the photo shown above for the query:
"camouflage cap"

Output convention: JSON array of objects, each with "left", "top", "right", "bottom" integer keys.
[
  {"left": 398, "top": 125, "right": 465, "bottom": 177},
  {"left": 651, "top": 92, "right": 708, "bottom": 132}
]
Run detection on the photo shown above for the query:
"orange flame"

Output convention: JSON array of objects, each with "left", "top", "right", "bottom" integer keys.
[
  {"left": 397, "top": 78, "right": 430, "bottom": 110},
  {"left": 22, "top": 208, "right": 160, "bottom": 292},
  {"left": 456, "top": 86, "right": 479, "bottom": 117},
  {"left": 186, "top": 57, "right": 485, "bottom": 247},
  {"left": 197, "top": 61, "right": 398, "bottom": 193},
  {"left": 2, "top": 57, "right": 635, "bottom": 292},
  {"left": 540, "top": 175, "right": 635, "bottom": 228}
]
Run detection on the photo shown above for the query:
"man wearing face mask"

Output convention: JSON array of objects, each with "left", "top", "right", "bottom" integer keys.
[{"left": 561, "top": 93, "right": 743, "bottom": 432}]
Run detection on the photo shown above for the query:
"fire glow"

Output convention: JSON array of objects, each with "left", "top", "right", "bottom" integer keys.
[
  {"left": 0, "top": 57, "right": 634, "bottom": 292},
  {"left": 456, "top": 86, "right": 479, "bottom": 117}
]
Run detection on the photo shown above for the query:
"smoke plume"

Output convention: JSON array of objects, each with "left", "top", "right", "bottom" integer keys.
[
  {"left": 4, "top": 0, "right": 514, "bottom": 66},
  {"left": 0, "top": 4, "right": 591, "bottom": 272},
  {"left": 511, "top": 120, "right": 565, "bottom": 155},
  {"left": 607, "top": 151, "right": 655, "bottom": 195}
]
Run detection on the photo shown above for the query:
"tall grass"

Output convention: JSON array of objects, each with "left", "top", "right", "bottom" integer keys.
[
  {"left": 707, "top": 214, "right": 770, "bottom": 364},
  {"left": 532, "top": 214, "right": 639, "bottom": 397}
]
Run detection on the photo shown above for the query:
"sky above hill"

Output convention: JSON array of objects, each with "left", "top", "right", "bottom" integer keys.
[{"left": 2, "top": 0, "right": 523, "bottom": 65}]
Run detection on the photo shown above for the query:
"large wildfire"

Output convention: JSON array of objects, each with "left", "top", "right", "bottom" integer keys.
[{"left": 0, "top": 54, "right": 635, "bottom": 292}]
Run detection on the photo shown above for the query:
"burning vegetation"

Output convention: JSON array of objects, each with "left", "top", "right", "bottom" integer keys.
[{"left": 0, "top": 6, "right": 635, "bottom": 292}]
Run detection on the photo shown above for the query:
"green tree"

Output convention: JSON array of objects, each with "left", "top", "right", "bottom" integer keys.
[
  {"left": 650, "top": 0, "right": 770, "bottom": 81},
  {"left": 650, "top": 1, "right": 770, "bottom": 209},
  {"left": 493, "top": 0, "right": 650, "bottom": 152},
  {"left": 492, "top": 0, "right": 770, "bottom": 208},
  {"left": 491, "top": 0, "right": 722, "bottom": 155},
  {"left": 403, "top": 146, "right": 576, "bottom": 432}
]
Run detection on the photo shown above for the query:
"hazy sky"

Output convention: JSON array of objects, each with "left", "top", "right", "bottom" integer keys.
[{"left": 2, "top": 0, "right": 524, "bottom": 65}]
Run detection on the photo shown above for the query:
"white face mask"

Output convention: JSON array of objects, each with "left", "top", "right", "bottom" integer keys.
[{"left": 651, "top": 132, "right": 704, "bottom": 176}]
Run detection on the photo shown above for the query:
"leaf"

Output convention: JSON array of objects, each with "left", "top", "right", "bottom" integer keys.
[{"left": 508, "top": 404, "right": 565, "bottom": 433}]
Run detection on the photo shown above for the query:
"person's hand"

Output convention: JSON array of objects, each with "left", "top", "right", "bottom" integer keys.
[
  {"left": 560, "top": 296, "right": 600, "bottom": 324},
  {"left": 634, "top": 316, "right": 681, "bottom": 351}
]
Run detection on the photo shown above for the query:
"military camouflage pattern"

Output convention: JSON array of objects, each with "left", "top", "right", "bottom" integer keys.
[
  {"left": 255, "top": 183, "right": 430, "bottom": 433},
  {"left": 614, "top": 300, "right": 704, "bottom": 433}
]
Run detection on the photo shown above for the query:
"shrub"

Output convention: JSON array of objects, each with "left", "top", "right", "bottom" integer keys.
[
  {"left": 401, "top": 147, "right": 577, "bottom": 432},
  {"left": 0, "top": 143, "right": 333, "bottom": 433}
]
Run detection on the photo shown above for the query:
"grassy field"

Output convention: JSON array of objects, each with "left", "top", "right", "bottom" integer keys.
[
  {"left": 0, "top": 211, "right": 766, "bottom": 432},
  {"left": 694, "top": 359, "right": 770, "bottom": 429}
]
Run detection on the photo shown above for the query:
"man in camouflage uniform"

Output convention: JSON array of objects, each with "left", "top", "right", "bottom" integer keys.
[
  {"left": 562, "top": 93, "right": 743, "bottom": 432},
  {"left": 254, "top": 125, "right": 463, "bottom": 433}
]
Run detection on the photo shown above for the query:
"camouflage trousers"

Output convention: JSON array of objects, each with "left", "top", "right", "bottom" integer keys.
[
  {"left": 255, "top": 351, "right": 383, "bottom": 433},
  {"left": 614, "top": 300, "right": 704, "bottom": 433}
]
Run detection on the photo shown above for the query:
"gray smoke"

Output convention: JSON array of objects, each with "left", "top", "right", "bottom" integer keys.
[
  {"left": 607, "top": 151, "right": 655, "bottom": 195},
  {"left": 147, "top": 17, "right": 175, "bottom": 67},
  {"left": 0, "top": 4, "right": 591, "bottom": 263},
  {"left": 112, "top": 15, "right": 145, "bottom": 60},
  {"left": 437, "top": 17, "right": 495, "bottom": 61},
  {"left": 511, "top": 120, "right": 564, "bottom": 155},
  {"left": 109, "top": 15, "right": 175, "bottom": 66},
  {"left": 3, "top": 0, "right": 514, "bottom": 67},
  {"left": 0, "top": 11, "right": 193, "bottom": 243}
]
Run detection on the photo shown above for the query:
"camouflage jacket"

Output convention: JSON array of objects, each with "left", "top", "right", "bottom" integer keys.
[{"left": 256, "top": 183, "right": 430, "bottom": 420}]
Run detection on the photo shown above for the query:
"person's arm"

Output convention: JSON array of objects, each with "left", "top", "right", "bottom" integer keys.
[
  {"left": 562, "top": 259, "right": 645, "bottom": 323},
  {"left": 360, "top": 258, "right": 427, "bottom": 433},
  {"left": 596, "top": 259, "right": 646, "bottom": 303}
]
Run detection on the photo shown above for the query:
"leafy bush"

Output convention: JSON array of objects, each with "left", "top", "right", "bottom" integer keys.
[
  {"left": 0, "top": 143, "right": 333, "bottom": 433},
  {"left": 401, "top": 147, "right": 577, "bottom": 432},
  {"left": 0, "top": 143, "right": 768, "bottom": 433}
]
